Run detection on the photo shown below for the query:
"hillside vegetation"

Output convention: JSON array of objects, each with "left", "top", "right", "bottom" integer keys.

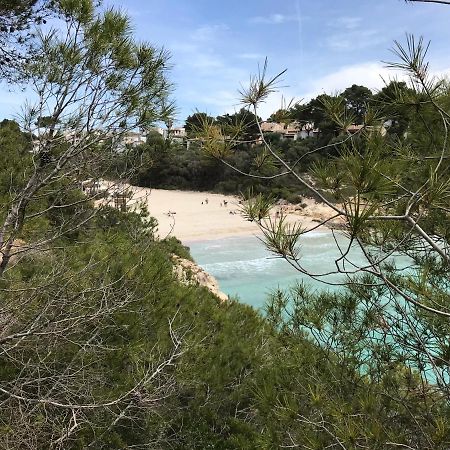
[{"left": 1, "top": 0, "right": 449, "bottom": 448}]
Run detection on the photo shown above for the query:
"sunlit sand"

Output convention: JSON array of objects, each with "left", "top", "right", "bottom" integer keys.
[{"left": 121, "top": 187, "right": 338, "bottom": 242}]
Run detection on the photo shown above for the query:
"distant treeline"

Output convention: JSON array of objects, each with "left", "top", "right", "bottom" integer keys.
[
  {"left": 124, "top": 81, "right": 414, "bottom": 202},
  {"left": 2, "top": 118, "right": 449, "bottom": 448}
]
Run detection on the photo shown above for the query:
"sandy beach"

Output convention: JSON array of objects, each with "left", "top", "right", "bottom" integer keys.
[{"left": 109, "top": 186, "right": 340, "bottom": 243}]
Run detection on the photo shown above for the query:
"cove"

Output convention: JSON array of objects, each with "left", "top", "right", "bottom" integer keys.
[{"left": 187, "top": 231, "right": 367, "bottom": 309}]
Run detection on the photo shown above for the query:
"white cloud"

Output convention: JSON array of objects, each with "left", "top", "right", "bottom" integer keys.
[
  {"left": 237, "top": 52, "right": 266, "bottom": 60},
  {"left": 430, "top": 65, "right": 450, "bottom": 80},
  {"left": 300, "top": 62, "right": 407, "bottom": 100},
  {"left": 191, "top": 24, "right": 229, "bottom": 42},
  {"left": 323, "top": 14, "right": 384, "bottom": 52},
  {"left": 251, "top": 62, "right": 450, "bottom": 119},
  {"left": 300, "top": 62, "right": 450, "bottom": 101},
  {"left": 331, "top": 16, "right": 362, "bottom": 30},
  {"left": 249, "top": 14, "right": 297, "bottom": 25},
  {"left": 325, "top": 29, "right": 385, "bottom": 51}
]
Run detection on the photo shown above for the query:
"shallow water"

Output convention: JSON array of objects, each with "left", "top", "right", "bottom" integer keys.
[
  {"left": 189, "top": 233, "right": 443, "bottom": 383},
  {"left": 187, "top": 232, "right": 366, "bottom": 309}
]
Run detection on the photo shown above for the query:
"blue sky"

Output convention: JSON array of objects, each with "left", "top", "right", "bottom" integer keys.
[{"left": 2, "top": 0, "right": 450, "bottom": 124}]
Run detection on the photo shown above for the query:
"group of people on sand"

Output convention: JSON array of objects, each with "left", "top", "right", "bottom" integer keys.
[
  {"left": 196, "top": 196, "right": 291, "bottom": 220},
  {"left": 198, "top": 197, "right": 243, "bottom": 215},
  {"left": 200, "top": 198, "right": 230, "bottom": 207}
]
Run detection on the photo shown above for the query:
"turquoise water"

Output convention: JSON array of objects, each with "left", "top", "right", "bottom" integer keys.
[
  {"left": 188, "top": 233, "right": 444, "bottom": 384},
  {"left": 187, "top": 232, "right": 366, "bottom": 309}
]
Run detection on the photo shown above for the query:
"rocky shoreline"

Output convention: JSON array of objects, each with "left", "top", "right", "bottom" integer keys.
[{"left": 172, "top": 255, "right": 228, "bottom": 302}]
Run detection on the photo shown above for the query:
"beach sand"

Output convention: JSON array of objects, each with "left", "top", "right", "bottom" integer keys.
[
  {"left": 94, "top": 184, "right": 342, "bottom": 301},
  {"left": 115, "top": 186, "right": 340, "bottom": 243}
]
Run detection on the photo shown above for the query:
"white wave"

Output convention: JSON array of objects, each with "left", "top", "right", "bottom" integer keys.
[{"left": 201, "top": 256, "right": 279, "bottom": 275}]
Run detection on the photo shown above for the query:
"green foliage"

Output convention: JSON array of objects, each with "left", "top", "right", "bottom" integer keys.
[
  {"left": 260, "top": 215, "right": 304, "bottom": 260},
  {"left": 240, "top": 188, "right": 275, "bottom": 222},
  {"left": 2, "top": 2, "right": 450, "bottom": 448},
  {"left": 160, "top": 235, "right": 193, "bottom": 260},
  {"left": 342, "top": 84, "right": 374, "bottom": 124},
  {"left": 185, "top": 111, "right": 215, "bottom": 137},
  {"left": 0, "top": 119, "right": 32, "bottom": 204},
  {"left": 168, "top": 33, "right": 450, "bottom": 449},
  {"left": 290, "top": 93, "right": 341, "bottom": 144},
  {"left": 263, "top": 282, "right": 450, "bottom": 449},
  {"left": 239, "top": 59, "right": 286, "bottom": 108},
  {"left": 0, "top": 0, "right": 54, "bottom": 80},
  {"left": 217, "top": 108, "right": 262, "bottom": 141},
  {"left": 372, "top": 80, "right": 415, "bottom": 137},
  {"left": 134, "top": 120, "right": 326, "bottom": 202}
]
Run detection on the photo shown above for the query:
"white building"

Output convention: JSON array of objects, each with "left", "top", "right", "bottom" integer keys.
[{"left": 260, "top": 121, "right": 318, "bottom": 140}]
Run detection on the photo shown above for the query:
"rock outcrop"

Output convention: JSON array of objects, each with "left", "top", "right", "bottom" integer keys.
[{"left": 172, "top": 255, "right": 228, "bottom": 302}]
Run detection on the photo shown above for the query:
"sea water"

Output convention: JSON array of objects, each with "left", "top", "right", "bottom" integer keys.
[
  {"left": 187, "top": 232, "right": 367, "bottom": 310},
  {"left": 189, "top": 233, "right": 445, "bottom": 384}
]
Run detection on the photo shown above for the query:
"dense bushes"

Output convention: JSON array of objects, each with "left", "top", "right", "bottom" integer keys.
[
  {"left": 129, "top": 136, "right": 323, "bottom": 202},
  {"left": 2, "top": 190, "right": 448, "bottom": 447}
]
